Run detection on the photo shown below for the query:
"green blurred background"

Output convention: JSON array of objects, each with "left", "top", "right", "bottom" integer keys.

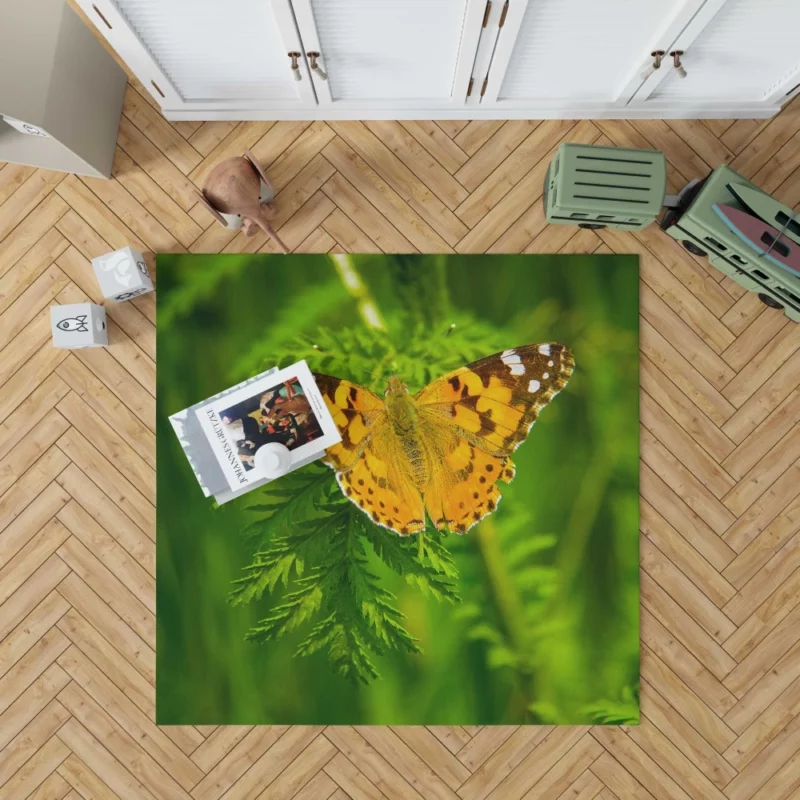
[{"left": 156, "top": 253, "right": 640, "bottom": 725}]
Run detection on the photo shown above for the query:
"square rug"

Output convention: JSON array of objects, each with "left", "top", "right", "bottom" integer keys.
[{"left": 156, "top": 253, "right": 639, "bottom": 725}]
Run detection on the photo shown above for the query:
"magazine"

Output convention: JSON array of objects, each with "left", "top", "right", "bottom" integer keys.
[
  {"left": 191, "top": 361, "right": 341, "bottom": 495},
  {"left": 170, "top": 361, "right": 341, "bottom": 503}
]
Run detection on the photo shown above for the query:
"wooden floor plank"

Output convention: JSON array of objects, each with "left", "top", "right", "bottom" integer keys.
[
  {"left": 0, "top": 163, "right": 37, "bottom": 208},
  {"left": 57, "top": 681, "right": 193, "bottom": 800},
  {"left": 723, "top": 675, "right": 800, "bottom": 773},
  {"left": 111, "top": 147, "right": 203, "bottom": 249},
  {"left": 724, "top": 563, "right": 800, "bottom": 663},
  {"left": 0, "top": 228, "right": 68, "bottom": 315},
  {"left": 400, "top": 121, "right": 469, "bottom": 175},
  {"left": 0, "top": 700, "right": 70, "bottom": 791},
  {"left": 122, "top": 86, "right": 202, "bottom": 176},
  {"left": 0, "top": 733, "right": 70, "bottom": 800},
  {"left": 453, "top": 121, "right": 540, "bottom": 192},
  {"left": 56, "top": 719, "right": 159, "bottom": 800},
  {"left": 363, "top": 121, "right": 469, "bottom": 210},
  {"left": 323, "top": 136, "right": 452, "bottom": 252},
  {"left": 323, "top": 726, "right": 428, "bottom": 800},
  {"left": 56, "top": 536, "right": 154, "bottom": 647},
  {"left": 454, "top": 119, "right": 577, "bottom": 230},
  {"left": 0, "top": 554, "right": 70, "bottom": 644},
  {"left": 56, "top": 571, "right": 155, "bottom": 685},
  {"left": 0, "top": 591, "right": 70, "bottom": 682},
  {"left": 190, "top": 726, "right": 289, "bottom": 800},
  {"left": 55, "top": 427, "right": 155, "bottom": 536},
  {"left": 637, "top": 680, "right": 737, "bottom": 790}
]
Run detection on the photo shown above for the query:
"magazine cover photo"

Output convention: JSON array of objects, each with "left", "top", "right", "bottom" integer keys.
[
  {"left": 218, "top": 377, "right": 325, "bottom": 471},
  {"left": 195, "top": 360, "right": 340, "bottom": 491}
]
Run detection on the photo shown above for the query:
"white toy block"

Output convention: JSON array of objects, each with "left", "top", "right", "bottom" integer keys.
[
  {"left": 50, "top": 303, "right": 108, "bottom": 349},
  {"left": 92, "top": 246, "right": 154, "bottom": 302}
]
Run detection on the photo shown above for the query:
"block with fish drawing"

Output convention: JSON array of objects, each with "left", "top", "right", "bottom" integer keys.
[
  {"left": 91, "top": 246, "right": 154, "bottom": 302},
  {"left": 50, "top": 303, "right": 108, "bottom": 349}
]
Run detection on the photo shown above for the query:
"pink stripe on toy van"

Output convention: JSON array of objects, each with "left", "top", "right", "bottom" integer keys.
[{"left": 713, "top": 204, "right": 800, "bottom": 277}]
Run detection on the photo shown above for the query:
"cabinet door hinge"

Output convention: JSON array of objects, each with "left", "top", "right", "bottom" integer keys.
[
  {"left": 467, "top": 77, "right": 474, "bottom": 97},
  {"left": 499, "top": 0, "right": 509, "bottom": 27},
  {"left": 482, "top": 0, "right": 492, "bottom": 27}
]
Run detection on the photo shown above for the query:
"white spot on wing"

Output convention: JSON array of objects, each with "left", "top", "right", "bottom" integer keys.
[
  {"left": 538, "top": 344, "right": 551, "bottom": 356},
  {"left": 502, "top": 351, "right": 525, "bottom": 375},
  {"left": 543, "top": 372, "right": 549, "bottom": 379},
  {"left": 548, "top": 360, "right": 554, "bottom": 367},
  {"left": 528, "top": 379, "right": 541, "bottom": 392}
]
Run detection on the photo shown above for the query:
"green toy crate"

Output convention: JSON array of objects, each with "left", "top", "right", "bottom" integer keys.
[
  {"left": 660, "top": 164, "right": 800, "bottom": 322},
  {"left": 544, "top": 143, "right": 667, "bottom": 231}
]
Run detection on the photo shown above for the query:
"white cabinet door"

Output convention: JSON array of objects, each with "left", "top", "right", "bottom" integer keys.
[
  {"left": 632, "top": 0, "right": 800, "bottom": 107},
  {"left": 478, "top": 0, "right": 708, "bottom": 110},
  {"left": 289, "top": 0, "right": 486, "bottom": 108},
  {"left": 75, "top": 0, "right": 316, "bottom": 111}
]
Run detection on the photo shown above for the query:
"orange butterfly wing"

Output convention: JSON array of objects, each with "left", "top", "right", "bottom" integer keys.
[{"left": 414, "top": 343, "right": 574, "bottom": 532}]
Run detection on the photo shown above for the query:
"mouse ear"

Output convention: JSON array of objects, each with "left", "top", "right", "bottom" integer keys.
[
  {"left": 196, "top": 190, "right": 228, "bottom": 227},
  {"left": 243, "top": 149, "right": 274, "bottom": 194}
]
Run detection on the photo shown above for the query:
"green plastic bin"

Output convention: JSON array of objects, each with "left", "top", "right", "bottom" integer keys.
[{"left": 544, "top": 143, "right": 667, "bottom": 231}]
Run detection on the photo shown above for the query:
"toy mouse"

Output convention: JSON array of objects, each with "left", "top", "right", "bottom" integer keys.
[{"left": 197, "top": 149, "right": 289, "bottom": 253}]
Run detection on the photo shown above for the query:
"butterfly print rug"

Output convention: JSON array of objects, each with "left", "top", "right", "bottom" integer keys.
[{"left": 156, "top": 253, "right": 640, "bottom": 725}]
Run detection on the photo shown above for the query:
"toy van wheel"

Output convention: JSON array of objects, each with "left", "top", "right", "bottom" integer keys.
[
  {"left": 682, "top": 240, "right": 707, "bottom": 257},
  {"left": 578, "top": 223, "right": 606, "bottom": 230},
  {"left": 758, "top": 293, "right": 784, "bottom": 310}
]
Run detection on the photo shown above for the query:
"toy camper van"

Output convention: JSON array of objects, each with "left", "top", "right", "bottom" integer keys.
[
  {"left": 544, "top": 142, "right": 800, "bottom": 322},
  {"left": 659, "top": 165, "right": 800, "bottom": 322}
]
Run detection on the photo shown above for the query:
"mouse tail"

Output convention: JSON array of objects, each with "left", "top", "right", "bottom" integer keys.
[{"left": 254, "top": 215, "right": 290, "bottom": 254}]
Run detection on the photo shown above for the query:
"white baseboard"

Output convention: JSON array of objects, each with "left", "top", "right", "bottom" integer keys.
[{"left": 162, "top": 104, "right": 779, "bottom": 122}]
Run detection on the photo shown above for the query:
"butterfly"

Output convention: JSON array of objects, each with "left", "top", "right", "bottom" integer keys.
[{"left": 314, "top": 343, "right": 574, "bottom": 536}]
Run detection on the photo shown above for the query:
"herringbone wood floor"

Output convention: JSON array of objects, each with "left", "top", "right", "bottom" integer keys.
[{"left": 2, "top": 68, "right": 800, "bottom": 800}]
